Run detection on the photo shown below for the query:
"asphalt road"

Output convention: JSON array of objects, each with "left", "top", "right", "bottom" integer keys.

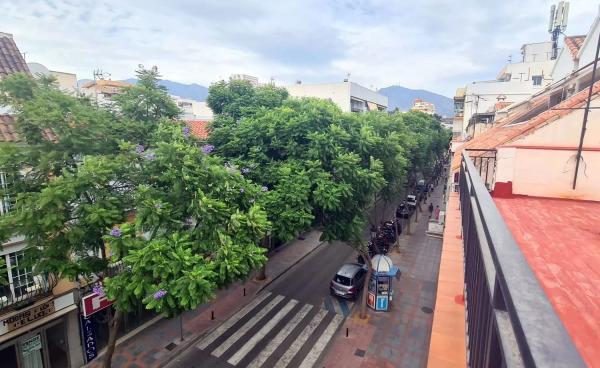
[{"left": 165, "top": 241, "right": 357, "bottom": 368}]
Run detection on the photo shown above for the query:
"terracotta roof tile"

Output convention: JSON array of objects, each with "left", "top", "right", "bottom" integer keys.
[
  {"left": 0, "top": 114, "right": 57, "bottom": 143},
  {"left": 564, "top": 35, "right": 586, "bottom": 60},
  {"left": 184, "top": 120, "right": 210, "bottom": 139},
  {"left": 451, "top": 80, "right": 600, "bottom": 171},
  {"left": 0, "top": 33, "right": 30, "bottom": 77},
  {"left": 494, "top": 101, "right": 512, "bottom": 111}
]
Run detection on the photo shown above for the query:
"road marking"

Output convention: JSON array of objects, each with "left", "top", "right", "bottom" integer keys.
[
  {"left": 196, "top": 291, "right": 271, "bottom": 350},
  {"left": 212, "top": 294, "right": 285, "bottom": 357},
  {"left": 298, "top": 314, "right": 344, "bottom": 368},
  {"left": 331, "top": 298, "right": 342, "bottom": 315},
  {"left": 247, "top": 303, "right": 314, "bottom": 368},
  {"left": 227, "top": 298, "right": 299, "bottom": 366},
  {"left": 273, "top": 309, "right": 328, "bottom": 368},
  {"left": 339, "top": 299, "right": 351, "bottom": 316}
]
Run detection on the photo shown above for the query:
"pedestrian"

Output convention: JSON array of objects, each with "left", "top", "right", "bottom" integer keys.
[
  {"left": 370, "top": 224, "right": 377, "bottom": 240},
  {"left": 428, "top": 203, "right": 434, "bottom": 217},
  {"left": 434, "top": 205, "right": 440, "bottom": 220}
]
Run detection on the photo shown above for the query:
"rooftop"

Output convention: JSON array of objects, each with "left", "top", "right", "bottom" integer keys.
[
  {"left": 564, "top": 35, "right": 586, "bottom": 60},
  {"left": 0, "top": 114, "right": 58, "bottom": 142},
  {"left": 183, "top": 120, "right": 210, "bottom": 139},
  {"left": 0, "top": 32, "right": 30, "bottom": 77},
  {"left": 494, "top": 195, "right": 600, "bottom": 366}
]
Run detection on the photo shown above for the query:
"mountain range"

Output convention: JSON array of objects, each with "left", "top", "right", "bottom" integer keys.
[
  {"left": 78, "top": 79, "right": 453, "bottom": 117},
  {"left": 377, "top": 86, "right": 453, "bottom": 117}
]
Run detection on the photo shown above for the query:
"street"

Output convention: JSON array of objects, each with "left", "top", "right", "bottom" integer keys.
[{"left": 165, "top": 241, "right": 357, "bottom": 368}]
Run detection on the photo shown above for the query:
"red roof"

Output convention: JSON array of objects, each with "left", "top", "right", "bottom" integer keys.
[
  {"left": 183, "top": 120, "right": 210, "bottom": 139},
  {"left": 494, "top": 101, "right": 512, "bottom": 111},
  {"left": 0, "top": 114, "right": 58, "bottom": 142},
  {"left": 0, "top": 32, "right": 30, "bottom": 77},
  {"left": 452, "top": 80, "right": 600, "bottom": 172},
  {"left": 564, "top": 35, "right": 586, "bottom": 60},
  {"left": 494, "top": 196, "right": 600, "bottom": 366}
]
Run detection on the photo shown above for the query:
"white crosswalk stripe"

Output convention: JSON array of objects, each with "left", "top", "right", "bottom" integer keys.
[
  {"left": 196, "top": 291, "right": 272, "bottom": 350},
  {"left": 195, "top": 292, "right": 345, "bottom": 368},
  {"left": 273, "top": 309, "right": 329, "bottom": 368},
  {"left": 247, "top": 303, "right": 314, "bottom": 368},
  {"left": 211, "top": 294, "right": 285, "bottom": 357},
  {"left": 298, "top": 314, "right": 344, "bottom": 368},
  {"left": 227, "top": 298, "right": 299, "bottom": 365}
]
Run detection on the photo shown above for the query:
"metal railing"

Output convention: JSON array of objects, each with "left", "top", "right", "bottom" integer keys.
[
  {"left": 459, "top": 151, "right": 585, "bottom": 367},
  {"left": 0, "top": 273, "right": 58, "bottom": 315}
]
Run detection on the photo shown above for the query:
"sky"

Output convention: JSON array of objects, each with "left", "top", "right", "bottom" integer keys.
[{"left": 1, "top": 0, "right": 598, "bottom": 97}]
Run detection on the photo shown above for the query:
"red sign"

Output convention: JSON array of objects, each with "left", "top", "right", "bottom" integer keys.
[
  {"left": 81, "top": 292, "right": 114, "bottom": 317},
  {"left": 367, "top": 292, "right": 375, "bottom": 308}
]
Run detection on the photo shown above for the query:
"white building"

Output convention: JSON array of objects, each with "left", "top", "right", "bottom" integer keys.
[
  {"left": 460, "top": 41, "right": 556, "bottom": 138},
  {"left": 171, "top": 95, "right": 214, "bottom": 121},
  {"left": 27, "top": 62, "right": 78, "bottom": 93},
  {"left": 411, "top": 99, "right": 436, "bottom": 115},
  {"left": 230, "top": 74, "right": 259, "bottom": 86},
  {"left": 285, "top": 81, "right": 388, "bottom": 113}
]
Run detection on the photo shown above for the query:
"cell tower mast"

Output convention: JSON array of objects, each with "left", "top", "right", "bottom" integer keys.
[{"left": 548, "top": 1, "right": 570, "bottom": 60}]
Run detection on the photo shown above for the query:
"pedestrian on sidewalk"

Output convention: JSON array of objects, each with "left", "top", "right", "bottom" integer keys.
[
  {"left": 428, "top": 203, "right": 434, "bottom": 218},
  {"left": 434, "top": 205, "right": 440, "bottom": 220}
]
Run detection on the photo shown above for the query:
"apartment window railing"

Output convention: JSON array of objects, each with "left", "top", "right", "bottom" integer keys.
[{"left": 459, "top": 151, "right": 585, "bottom": 367}]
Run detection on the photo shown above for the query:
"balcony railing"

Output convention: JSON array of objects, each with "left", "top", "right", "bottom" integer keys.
[
  {"left": 0, "top": 273, "right": 58, "bottom": 315},
  {"left": 459, "top": 151, "right": 585, "bottom": 367}
]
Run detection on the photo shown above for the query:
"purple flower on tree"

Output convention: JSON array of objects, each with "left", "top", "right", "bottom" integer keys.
[
  {"left": 201, "top": 145, "right": 214, "bottom": 154},
  {"left": 153, "top": 289, "right": 168, "bottom": 300},
  {"left": 241, "top": 168, "right": 250, "bottom": 174},
  {"left": 154, "top": 203, "right": 162, "bottom": 209},
  {"left": 135, "top": 144, "right": 145, "bottom": 154},
  {"left": 239, "top": 188, "right": 245, "bottom": 193},
  {"left": 93, "top": 285, "right": 105, "bottom": 297},
  {"left": 261, "top": 186, "right": 269, "bottom": 192},
  {"left": 109, "top": 227, "right": 121, "bottom": 237},
  {"left": 182, "top": 126, "right": 190, "bottom": 137},
  {"left": 144, "top": 152, "right": 156, "bottom": 160}
]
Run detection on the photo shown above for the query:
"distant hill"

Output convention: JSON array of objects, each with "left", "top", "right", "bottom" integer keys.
[
  {"left": 378, "top": 86, "right": 453, "bottom": 117},
  {"left": 122, "top": 78, "right": 209, "bottom": 101}
]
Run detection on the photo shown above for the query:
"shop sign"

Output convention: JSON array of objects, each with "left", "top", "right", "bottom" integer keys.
[
  {"left": 22, "top": 334, "right": 42, "bottom": 355},
  {"left": 81, "top": 291, "right": 114, "bottom": 317},
  {"left": 80, "top": 315, "right": 98, "bottom": 362},
  {"left": 1, "top": 301, "right": 55, "bottom": 332}
]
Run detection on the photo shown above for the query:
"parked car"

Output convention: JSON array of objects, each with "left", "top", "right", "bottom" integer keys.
[
  {"left": 406, "top": 194, "right": 417, "bottom": 209},
  {"left": 330, "top": 263, "right": 367, "bottom": 299}
]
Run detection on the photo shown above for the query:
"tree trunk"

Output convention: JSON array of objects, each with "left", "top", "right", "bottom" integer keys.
[
  {"left": 359, "top": 250, "right": 373, "bottom": 320},
  {"left": 102, "top": 309, "right": 123, "bottom": 368},
  {"left": 256, "top": 236, "right": 269, "bottom": 281}
]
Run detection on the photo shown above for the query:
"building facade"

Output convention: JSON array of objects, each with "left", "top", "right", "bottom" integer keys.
[
  {"left": 285, "top": 81, "right": 388, "bottom": 113},
  {"left": 171, "top": 95, "right": 214, "bottom": 121},
  {"left": 411, "top": 99, "right": 436, "bottom": 115},
  {"left": 27, "top": 62, "right": 78, "bottom": 93}
]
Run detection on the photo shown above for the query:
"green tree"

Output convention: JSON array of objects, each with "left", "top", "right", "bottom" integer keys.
[{"left": 0, "top": 73, "right": 270, "bottom": 368}]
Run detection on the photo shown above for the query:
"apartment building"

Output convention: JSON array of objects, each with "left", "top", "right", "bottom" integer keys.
[{"left": 285, "top": 80, "right": 388, "bottom": 113}]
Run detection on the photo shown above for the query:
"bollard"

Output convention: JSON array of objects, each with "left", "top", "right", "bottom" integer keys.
[
  {"left": 243, "top": 288, "right": 246, "bottom": 296},
  {"left": 211, "top": 310, "right": 215, "bottom": 320},
  {"left": 346, "top": 328, "right": 349, "bottom": 338}
]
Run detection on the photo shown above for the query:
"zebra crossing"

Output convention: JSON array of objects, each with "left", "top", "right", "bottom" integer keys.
[{"left": 194, "top": 291, "right": 345, "bottom": 368}]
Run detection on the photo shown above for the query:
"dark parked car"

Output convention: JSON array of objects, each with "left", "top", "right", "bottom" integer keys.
[{"left": 330, "top": 263, "right": 367, "bottom": 299}]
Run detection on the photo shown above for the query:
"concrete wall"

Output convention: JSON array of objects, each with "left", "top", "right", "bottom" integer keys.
[
  {"left": 521, "top": 42, "right": 553, "bottom": 62},
  {"left": 286, "top": 82, "right": 350, "bottom": 111},
  {"left": 51, "top": 71, "right": 78, "bottom": 93},
  {"left": 66, "top": 309, "right": 85, "bottom": 368},
  {"left": 494, "top": 98, "right": 600, "bottom": 201},
  {"left": 349, "top": 82, "right": 388, "bottom": 107},
  {"left": 551, "top": 47, "right": 576, "bottom": 82}
]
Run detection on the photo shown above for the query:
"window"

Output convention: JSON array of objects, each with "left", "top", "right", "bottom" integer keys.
[
  {"left": 0, "top": 172, "right": 11, "bottom": 215},
  {"left": 532, "top": 75, "right": 543, "bottom": 86},
  {"left": 0, "top": 251, "right": 37, "bottom": 305}
]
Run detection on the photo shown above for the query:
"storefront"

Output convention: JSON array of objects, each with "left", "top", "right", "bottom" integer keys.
[{"left": 0, "top": 292, "right": 83, "bottom": 368}]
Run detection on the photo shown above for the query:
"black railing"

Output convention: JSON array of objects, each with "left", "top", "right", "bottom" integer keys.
[
  {"left": 459, "top": 151, "right": 585, "bottom": 367},
  {"left": 0, "top": 273, "right": 58, "bottom": 315}
]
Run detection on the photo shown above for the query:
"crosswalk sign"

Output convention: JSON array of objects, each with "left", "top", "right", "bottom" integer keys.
[{"left": 376, "top": 296, "right": 388, "bottom": 311}]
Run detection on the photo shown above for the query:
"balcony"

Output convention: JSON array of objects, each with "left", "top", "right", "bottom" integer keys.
[
  {"left": 458, "top": 151, "right": 585, "bottom": 367},
  {"left": 0, "top": 273, "right": 58, "bottom": 315}
]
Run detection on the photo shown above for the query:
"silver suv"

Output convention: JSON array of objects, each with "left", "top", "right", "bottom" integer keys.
[{"left": 330, "top": 263, "right": 367, "bottom": 299}]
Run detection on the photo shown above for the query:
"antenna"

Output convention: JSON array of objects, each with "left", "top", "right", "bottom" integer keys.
[{"left": 548, "top": 1, "right": 570, "bottom": 60}]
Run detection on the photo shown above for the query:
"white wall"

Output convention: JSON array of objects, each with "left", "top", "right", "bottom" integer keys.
[
  {"left": 521, "top": 42, "right": 553, "bottom": 62},
  {"left": 551, "top": 47, "right": 576, "bottom": 82},
  {"left": 349, "top": 82, "right": 388, "bottom": 107},
  {"left": 286, "top": 82, "right": 351, "bottom": 111}
]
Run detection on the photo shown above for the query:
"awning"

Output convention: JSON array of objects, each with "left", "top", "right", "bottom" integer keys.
[{"left": 366, "top": 101, "right": 378, "bottom": 111}]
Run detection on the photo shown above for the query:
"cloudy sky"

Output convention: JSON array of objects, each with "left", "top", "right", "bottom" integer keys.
[{"left": 1, "top": 0, "right": 598, "bottom": 96}]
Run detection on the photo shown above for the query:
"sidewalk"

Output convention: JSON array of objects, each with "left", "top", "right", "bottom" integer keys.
[
  {"left": 85, "top": 230, "right": 324, "bottom": 368},
  {"left": 321, "top": 180, "right": 446, "bottom": 368}
]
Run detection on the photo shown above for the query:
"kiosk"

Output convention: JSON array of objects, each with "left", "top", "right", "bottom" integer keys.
[{"left": 367, "top": 254, "right": 400, "bottom": 311}]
